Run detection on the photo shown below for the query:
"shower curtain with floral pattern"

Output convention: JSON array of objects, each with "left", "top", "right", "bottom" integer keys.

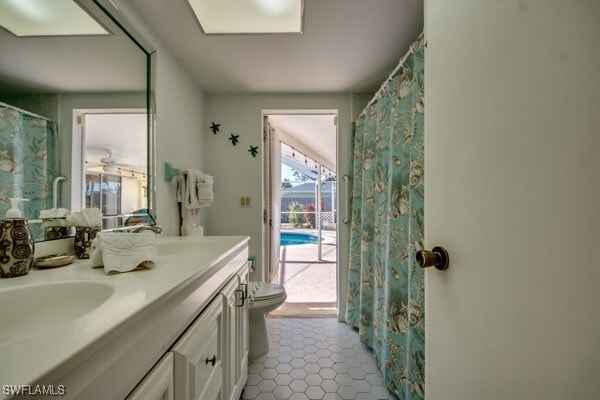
[
  {"left": 0, "top": 105, "right": 59, "bottom": 230},
  {"left": 346, "top": 34, "right": 425, "bottom": 400}
]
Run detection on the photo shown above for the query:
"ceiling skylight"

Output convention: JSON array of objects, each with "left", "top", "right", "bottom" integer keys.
[
  {"left": 188, "top": 0, "right": 303, "bottom": 34},
  {"left": 0, "top": 0, "right": 108, "bottom": 37}
]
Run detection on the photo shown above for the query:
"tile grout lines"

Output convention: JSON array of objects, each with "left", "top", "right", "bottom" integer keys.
[{"left": 242, "top": 317, "right": 395, "bottom": 400}]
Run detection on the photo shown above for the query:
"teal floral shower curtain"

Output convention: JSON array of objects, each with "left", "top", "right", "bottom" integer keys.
[
  {"left": 346, "top": 34, "right": 425, "bottom": 399},
  {"left": 0, "top": 105, "right": 59, "bottom": 226}
]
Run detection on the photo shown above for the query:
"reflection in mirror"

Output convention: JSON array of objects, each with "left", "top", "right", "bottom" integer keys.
[
  {"left": 82, "top": 111, "right": 148, "bottom": 229},
  {"left": 0, "top": 0, "right": 155, "bottom": 242},
  {"left": 0, "top": 103, "right": 60, "bottom": 241}
]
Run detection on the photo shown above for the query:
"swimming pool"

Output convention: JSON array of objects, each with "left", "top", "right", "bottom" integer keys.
[{"left": 280, "top": 231, "right": 322, "bottom": 246}]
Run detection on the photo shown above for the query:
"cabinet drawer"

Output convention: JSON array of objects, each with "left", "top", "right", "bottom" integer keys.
[{"left": 172, "top": 296, "right": 224, "bottom": 400}]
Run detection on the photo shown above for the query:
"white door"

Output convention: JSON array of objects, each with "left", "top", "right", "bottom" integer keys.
[
  {"left": 265, "top": 117, "right": 281, "bottom": 282},
  {"left": 425, "top": 1, "right": 600, "bottom": 399}
]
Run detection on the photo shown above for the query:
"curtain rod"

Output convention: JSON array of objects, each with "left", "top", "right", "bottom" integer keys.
[
  {"left": 358, "top": 33, "right": 423, "bottom": 119},
  {"left": 0, "top": 101, "right": 52, "bottom": 122}
]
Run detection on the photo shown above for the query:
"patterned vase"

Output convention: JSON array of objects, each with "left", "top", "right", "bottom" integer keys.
[
  {"left": 0, "top": 219, "right": 35, "bottom": 278},
  {"left": 74, "top": 226, "right": 100, "bottom": 259},
  {"left": 44, "top": 226, "right": 70, "bottom": 240}
]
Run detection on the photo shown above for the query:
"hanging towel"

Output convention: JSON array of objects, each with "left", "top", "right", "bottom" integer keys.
[
  {"left": 90, "top": 232, "right": 158, "bottom": 274},
  {"left": 176, "top": 169, "right": 214, "bottom": 208},
  {"left": 176, "top": 169, "right": 213, "bottom": 236}
]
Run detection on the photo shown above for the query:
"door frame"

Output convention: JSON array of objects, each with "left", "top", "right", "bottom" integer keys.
[
  {"left": 261, "top": 109, "right": 339, "bottom": 291},
  {"left": 71, "top": 108, "right": 145, "bottom": 212}
]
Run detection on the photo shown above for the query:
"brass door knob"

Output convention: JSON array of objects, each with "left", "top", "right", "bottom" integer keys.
[{"left": 416, "top": 246, "right": 449, "bottom": 270}]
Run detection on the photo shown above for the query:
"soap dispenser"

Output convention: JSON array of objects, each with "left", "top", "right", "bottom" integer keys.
[{"left": 0, "top": 198, "right": 35, "bottom": 278}]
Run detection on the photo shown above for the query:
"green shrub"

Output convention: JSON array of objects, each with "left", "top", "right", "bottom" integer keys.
[{"left": 289, "top": 202, "right": 305, "bottom": 227}]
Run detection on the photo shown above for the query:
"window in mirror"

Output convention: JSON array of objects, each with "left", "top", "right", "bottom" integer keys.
[{"left": 85, "top": 173, "right": 122, "bottom": 229}]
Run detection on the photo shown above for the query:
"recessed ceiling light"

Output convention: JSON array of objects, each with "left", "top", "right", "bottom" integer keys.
[
  {"left": 187, "top": 0, "right": 303, "bottom": 35},
  {"left": 0, "top": 0, "right": 108, "bottom": 37}
]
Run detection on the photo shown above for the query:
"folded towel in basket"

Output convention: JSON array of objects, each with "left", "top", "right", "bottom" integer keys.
[{"left": 90, "top": 232, "right": 158, "bottom": 274}]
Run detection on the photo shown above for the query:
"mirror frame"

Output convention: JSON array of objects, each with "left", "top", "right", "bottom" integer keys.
[{"left": 89, "top": 0, "right": 157, "bottom": 220}]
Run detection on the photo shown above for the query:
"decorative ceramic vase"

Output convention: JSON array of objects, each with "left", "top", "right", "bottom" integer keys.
[
  {"left": 44, "top": 226, "right": 70, "bottom": 240},
  {"left": 74, "top": 226, "right": 100, "bottom": 259},
  {"left": 0, "top": 219, "right": 34, "bottom": 278}
]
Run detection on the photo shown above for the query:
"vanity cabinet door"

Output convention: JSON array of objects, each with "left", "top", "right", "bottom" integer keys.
[
  {"left": 127, "top": 353, "right": 174, "bottom": 400},
  {"left": 221, "top": 277, "right": 239, "bottom": 400},
  {"left": 236, "top": 267, "right": 249, "bottom": 392},
  {"left": 172, "top": 296, "right": 224, "bottom": 400},
  {"left": 221, "top": 265, "right": 249, "bottom": 400}
]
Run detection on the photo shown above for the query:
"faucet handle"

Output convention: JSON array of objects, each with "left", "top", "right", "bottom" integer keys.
[{"left": 131, "top": 225, "right": 162, "bottom": 234}]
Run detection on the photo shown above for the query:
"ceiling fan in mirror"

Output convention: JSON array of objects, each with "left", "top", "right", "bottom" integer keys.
[
  {"left": 86, "top": 148, "right": 137, "bottom": 175},
  {"left": 99, "top": 149, "right": 119, "bottom": 173}
]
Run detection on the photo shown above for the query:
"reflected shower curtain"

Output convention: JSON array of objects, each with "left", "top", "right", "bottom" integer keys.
[
  {"left": 346, "top": 35, "right": 425, "bottom": 399},
  {"left": 0, "top": 105, "right": 59, "bottom": 223}
]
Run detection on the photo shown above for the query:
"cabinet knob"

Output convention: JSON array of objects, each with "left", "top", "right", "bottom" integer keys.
[
  {"left": 205, "top": 355, "right": 217, "bottom": 366},
  {"left": 416, "top": 246, "right": 449, "bottom": 270}
]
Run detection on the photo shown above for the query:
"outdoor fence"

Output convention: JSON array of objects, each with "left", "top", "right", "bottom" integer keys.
[{"left": 280, "top": 211, "right": 336, "bottom": 230}]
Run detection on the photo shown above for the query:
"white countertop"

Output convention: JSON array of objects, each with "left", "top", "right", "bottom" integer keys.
[{"left": 0, "top": 235, "right": 249, "bottom": 390}]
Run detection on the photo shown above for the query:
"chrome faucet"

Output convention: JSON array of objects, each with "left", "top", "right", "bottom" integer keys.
[
  {"left": 101, "top": 210, "right": 162, "bottom": 234},
  {"left": 130, "top": 225, "right": 163, "bottom": 234}
]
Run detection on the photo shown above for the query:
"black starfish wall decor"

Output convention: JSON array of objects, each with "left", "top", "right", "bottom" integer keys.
[
  {"left": 210, "top": 122, "right": 220, "bottom": 134},
  {"left": 248, "top": 145, "right": 259, "bottom": 157},
  {"left": 228, "top": 133, "right": 240, "bottom": 146}
]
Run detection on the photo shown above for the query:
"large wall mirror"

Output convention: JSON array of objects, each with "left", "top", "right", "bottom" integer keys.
[{"left": 0, "top": 0, "right": 156, "bottom": 242}]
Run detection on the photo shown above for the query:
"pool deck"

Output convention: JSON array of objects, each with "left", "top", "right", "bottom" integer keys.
[{"left": 270, "top": 229, "right": 337, "bottom": 317}]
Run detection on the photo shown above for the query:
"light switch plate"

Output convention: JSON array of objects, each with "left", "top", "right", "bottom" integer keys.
[{"left": 240, "top": 196, "right": 251, "bottom": 208}]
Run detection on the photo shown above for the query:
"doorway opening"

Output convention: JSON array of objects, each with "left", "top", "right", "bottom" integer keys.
[
  {"left": 263, "top": 111, "right": 338, "bottom": 317},
  {"left": 71, "top": 109, "right": 148, "bottom": 229}
]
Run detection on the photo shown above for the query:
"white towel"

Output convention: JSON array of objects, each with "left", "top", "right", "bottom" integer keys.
[
  {"left": 39, "top": 208, "right": 70, "bottom": 226},
  {"left": 90, "top": 232, "right": 158, "bottom": 274},
  {"left": 176, "top": 169, "right": 213, "bottom": 236},
  {"left": 177, "top": 169, "right": 214, "bottom": 209},
  {"left": 196, "top": 182, "right": 214, "bottom": 202}
]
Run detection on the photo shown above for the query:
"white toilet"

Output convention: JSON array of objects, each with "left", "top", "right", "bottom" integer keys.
[{"left": 248, "top": 281, "right": 286, "bottom": 359}]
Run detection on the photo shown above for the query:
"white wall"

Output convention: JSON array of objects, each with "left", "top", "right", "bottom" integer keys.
[
  {"left": 113, "top": 0, "right": 207, "bottom": 236},
  {"left": 205, "top": 94, "right": 353, "bottom": 318},
  {"left": 151, "top": 50, "right": 207, "bottom": 235},
  {"left": 425, "top": 0, "right": 600, "bottom": 398},
  {"left": 121, "top": 176, "right": 143, "bottom": 213}
]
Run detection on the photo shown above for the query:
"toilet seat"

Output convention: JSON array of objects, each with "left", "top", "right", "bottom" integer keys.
[{"left": 249, "top": 281, "right": 285, "bottom": 303}]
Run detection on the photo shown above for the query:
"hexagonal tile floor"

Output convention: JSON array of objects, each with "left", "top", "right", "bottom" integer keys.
[{"left": 242, "top": 317, "right": 396, "bottom": 400}]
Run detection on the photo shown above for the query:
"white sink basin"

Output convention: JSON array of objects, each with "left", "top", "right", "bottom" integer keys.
[
  {"left": 158, "top": 239, "right": 218, "bottom": 256},
  {"left": 0, "top": 281, "right": 114, "bottom": 346}
]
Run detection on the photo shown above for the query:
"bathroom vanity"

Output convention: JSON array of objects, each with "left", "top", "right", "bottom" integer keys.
[{"left": 0, "top": 236, "right": 249, "bottom": 400}]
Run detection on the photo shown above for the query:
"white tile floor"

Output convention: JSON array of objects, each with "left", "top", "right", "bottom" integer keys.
[{"left": 242, "top": 317, "right": 396, "bottom": 400}]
